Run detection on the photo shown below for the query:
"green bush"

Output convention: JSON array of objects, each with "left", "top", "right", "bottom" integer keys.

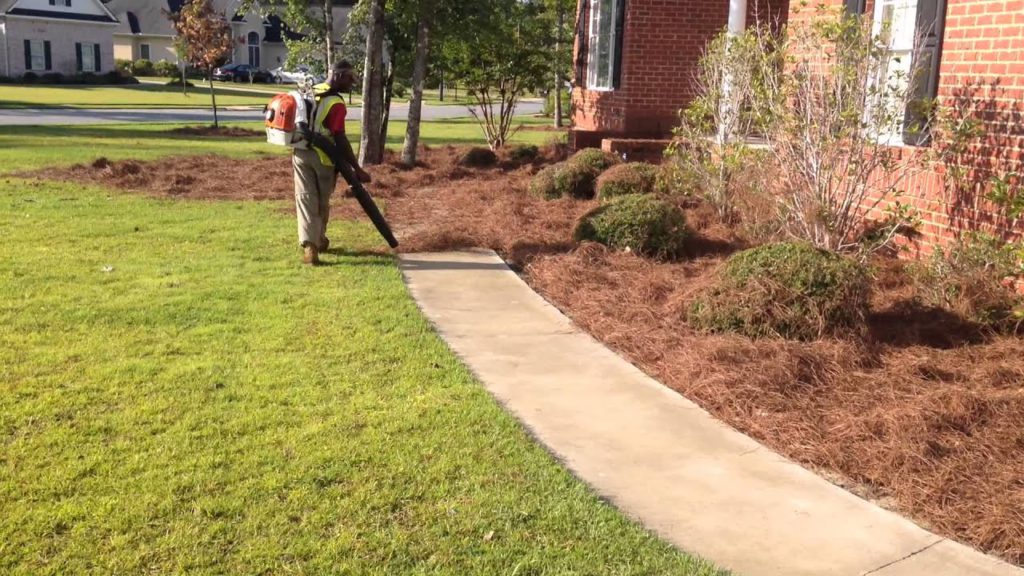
[
  {"left": 0, "top": 75, "right": 12, "bottom": 84},
  {"left": 913, "top": 233, "right": 1024, "bottom": 329},
  {"left": 154, "top": 60, "right": 179, "bottom": 77},
  {"left": 573, "top": 194, "right": 687, "bottom": 258},
  {"left": 553, "top": 162, "right": 600, "bottom": 199},
  {"left": 596, "top": 162, "right": 660, "bottom": 200},
  {"left": 457, "top": 147, "right": 498, "bottom": 168},
  {"left": 569, "top": 148, "right": 620, "bottom": 173},
  {"left": 39, "top": 72, "right": 64, "bottom": 84},
  {"left": 133, "top": 58, "right": 155, "bottom": 76},
  {"left": 528, "top": 165, "right": 560, "bottom": 199},
  {"left": 21, "top": 72, "right": 38, "bottom": 84},
  {"left": 506, "top": 144, "right": 539, "bottom": 164},
  {"left": 115, "top": 59, "right": 133, "bottom": 74},
  {"left": 688, "top": 242, "right": 871, "bottom": 340},
  {"left": 392, "top": 82, "right": 409, "bottom": 99}
]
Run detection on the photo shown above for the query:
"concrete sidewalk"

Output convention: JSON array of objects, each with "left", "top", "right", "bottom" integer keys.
[{"left": 399, "top": 249, "right": 1022, "bottom": 576}]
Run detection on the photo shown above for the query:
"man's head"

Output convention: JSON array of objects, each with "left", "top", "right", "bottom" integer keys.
[{"left": 328, "top": 60, "right": 355, "bottom": 93}]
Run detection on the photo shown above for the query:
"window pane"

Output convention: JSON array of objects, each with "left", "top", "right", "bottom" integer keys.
[
  {"left": 82, "top": 44, "right": 95, "bottom": 72},
  {"left": 30, "top": 40, "right": 44, "bottom": 70},
  {"left": 140, "top": 44, "right": 150, "bottom": 60}
]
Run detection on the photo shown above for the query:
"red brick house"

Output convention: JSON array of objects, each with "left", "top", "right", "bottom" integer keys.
[{"left": 571, "top": 0, "right": 1023, "bottom": 249}]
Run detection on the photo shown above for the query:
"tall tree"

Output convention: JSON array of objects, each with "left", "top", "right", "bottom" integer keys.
[
  {"left": 238, "top": 0, "right": 337, "bottom": 71},
  {"left": 323, "top": 0, "right": 335, "bottom": 69},
  {"left": 359, "top": 0, "right": 387, "bottom": 165},
  {"left": 400, "top": 0, "right": 434, "bottom": 165},
  {"left": 168, "top": 0, "right": 235, "bottom": 127}
]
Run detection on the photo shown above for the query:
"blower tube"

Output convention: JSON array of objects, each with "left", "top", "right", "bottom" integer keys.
[{"left": 303, "top": 127, "right": 399, "bottom": 249}]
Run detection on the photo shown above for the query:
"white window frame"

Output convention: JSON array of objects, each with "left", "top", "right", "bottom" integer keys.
[
  {"left": 586, "top": 0, "right": 619, "bottom": 91},
  {"left": 870, "top": 0, "right": 920, "bottom": 145},
  {"left": 81, "top": 42, "right": 97, "bottom": 73},
  {"left": 28, "top": 39, "right": 45, "bottom": 71}
]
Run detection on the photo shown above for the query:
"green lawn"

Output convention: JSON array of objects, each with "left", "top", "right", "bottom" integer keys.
[
  {"left": 0, "top": 127, "right": 717, "bottom": 574},
  {"left": 0, "top": 84, "right": 273, "bottom": 109},
  {"left": 0, "top": 118, "right": 561, "bottom": 173}
]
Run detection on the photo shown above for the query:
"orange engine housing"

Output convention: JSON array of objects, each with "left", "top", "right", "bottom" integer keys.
[{"left": 265, "top": 93, "right": 297, "bottom": 132}]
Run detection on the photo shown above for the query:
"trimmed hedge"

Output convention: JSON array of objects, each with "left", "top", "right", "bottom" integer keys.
[
  {"left": 596, "top": 162, "right": 659, "bottom": 200},
  {"left": 457, "top": 147, "right": 498, "bottom": 168},
  {"left": 688, "top": 242, "right": 871, "bottom": 340},
  {"left": 569, "top": 148, "right": 620, "bottom": 172},
  {"left": 573, "top": 194, "right": 687, "bottom": 258}
]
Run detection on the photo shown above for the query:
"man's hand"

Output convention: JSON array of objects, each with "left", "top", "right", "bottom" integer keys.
[{"left": 356, "top": 168, "right": 372, "bottom": 183}]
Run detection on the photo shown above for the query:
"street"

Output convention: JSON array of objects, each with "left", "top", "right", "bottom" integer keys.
[{"left": 0, "top": 100, "right": 545, "bottom": 126}]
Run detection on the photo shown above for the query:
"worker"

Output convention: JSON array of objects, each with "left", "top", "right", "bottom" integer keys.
[{"left": 291, "top": 59, "right": 371, "bottom": 265}]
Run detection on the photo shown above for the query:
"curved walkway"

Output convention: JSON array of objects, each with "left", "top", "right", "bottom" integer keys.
[{"left": 399, "top": 249, "right": 1022, "bottom": 576}]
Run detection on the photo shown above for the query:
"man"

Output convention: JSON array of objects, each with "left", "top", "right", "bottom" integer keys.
[{"left": 292, "top": 60, "right": 371, "bottom": 265}]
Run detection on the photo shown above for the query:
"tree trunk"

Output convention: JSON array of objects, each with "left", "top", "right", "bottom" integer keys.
[
  {"left": 554, "top": 6, "right": 564, "bottom": 128},
  {"left": 359, "top": 0, "right": 386, "bottom": 165},
  {"left": 324, "top": 0, "right": 334, "bottom": 69},
  {"left": 401, "top": 1, "right": 432, "bottom": 166},
  {"left": 181, "top": 65, "right": 187, "bottom": 96},
  {"left": 209, "top": 71, "right": 219, "bottom": 128},
  {"left": 379, "top": 58, "right": 394, "bottom": 160},
  {"left": 439, "top": 69, "right": 444, "bottom": 101}
]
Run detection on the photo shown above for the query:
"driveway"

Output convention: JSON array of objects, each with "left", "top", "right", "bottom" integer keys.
[{"left": 0, "top": 101, "right": 545, "bottom": 126}]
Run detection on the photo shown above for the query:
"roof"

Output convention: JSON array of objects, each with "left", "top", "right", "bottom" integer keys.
[
  {"left": 107, "top": 0, "right": 177, "bottom": 36},
  {"left": 2, "top": 0, "right": 118, "bottom": 23}
]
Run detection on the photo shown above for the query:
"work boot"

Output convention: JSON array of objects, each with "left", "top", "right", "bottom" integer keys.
[
  {"left": 302, "top": 244, "right": 320, "bottom": 266},
  {"left": 320, "top": 237, "right": 330, "bottom": 253}
]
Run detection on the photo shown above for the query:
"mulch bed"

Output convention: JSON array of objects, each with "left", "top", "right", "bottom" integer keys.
[{"left": 35, "top": 146, "right": 1024, "bottom": 565}]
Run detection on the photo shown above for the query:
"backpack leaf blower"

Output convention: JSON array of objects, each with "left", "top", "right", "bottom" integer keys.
[{"left": 264, "top": 91, "right": 399, "bottom": 249}]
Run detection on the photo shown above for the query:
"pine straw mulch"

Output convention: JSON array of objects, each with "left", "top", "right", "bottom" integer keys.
[
  {"left": 34, "top": 145, "right": 1024, "bottom": 565},
  {"left": 168, "top": 126, "right": 266, "bottom": 138}
]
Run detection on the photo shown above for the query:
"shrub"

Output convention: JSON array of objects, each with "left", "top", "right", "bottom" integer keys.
[
  {"left": 506, "top": 144, "right": 539, "bottom": 164},
  {"left": 553, "top": 162, "right": 600, "bottom": 199},
  {"left": 77, "top": 73, "right": 104, "bottom": 85},
  {"left": 133, "top": 58, "right": 155, "bottom": 76},
  {"left": 0, "top": 75, "right": 12, "bottom": 84},
  {"left": 39, "top": 72, "right": 65, "bottom": 84},
  {"left": 528, "top": 165, "right": 560, "bottom": 199},
  {"left": 21, "top": 72, "right": 38, "bottom": 84},
  {"left": 166, "top": 77, "right": 195, "bottom": 88},
  {"left": 392, "top": 82, "right": 408, "bottom": 99},
  {"left": 457, "top": 147, "right": 498, "bottom": 168},
  {"left": 689, "top": 242, "right": 872, "bottom": 340},
  {"left": 913, "top": 233, "right": 1024, "bottom": 329},
  {"left": 569, "top": 148, "right": 620, "bottom": 173},
  {"left": 573, "top": 194, "right": 687, "bottom": 258},
  {"left": 115, "top": 59, "right": 133, "bottom": 74},
  {"left": 596, "top": 162, "right": 659, "bottom": 200},
  {"left": 542, "top": 88, "right": 571, "bottom": 118},
  {"left": 154, "top": 59, "right": 179, "bottom": 77}
]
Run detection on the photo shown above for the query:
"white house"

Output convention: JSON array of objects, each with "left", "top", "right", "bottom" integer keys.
[
  {"left": 0, "top": 0, "right": 119, "bottom": 77},
  {"left": 105, "top": 0, "right": 352, "bottom": 70}
]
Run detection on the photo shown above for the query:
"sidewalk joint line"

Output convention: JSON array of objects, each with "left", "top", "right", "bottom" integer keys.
[{"left": 861, "top": 540, "right": 944, "bottom": 575}]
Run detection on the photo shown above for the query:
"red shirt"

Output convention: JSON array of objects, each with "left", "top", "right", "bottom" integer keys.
[{"left": 323, "top": 101, "right": 347, "bottom": 136}]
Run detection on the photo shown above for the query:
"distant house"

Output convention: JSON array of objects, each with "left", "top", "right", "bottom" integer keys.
[
  {"left": 106, "top": 0, "right": 353, "bottom": 70},
  {"left": 0, "top": 0, "right": 119, "bottom": 77}
]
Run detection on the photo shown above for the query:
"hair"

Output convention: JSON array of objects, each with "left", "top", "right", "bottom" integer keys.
[{"left": 333, "top": 60, "right": 353, "bottom": 73}]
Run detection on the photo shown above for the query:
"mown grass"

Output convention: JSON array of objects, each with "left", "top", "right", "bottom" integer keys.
[
  {"left": 0, "top": 125, "right": 717, "bottom": 574},
  {"left": 0, "top": 84, "right": 273, "bottom": 109},
  {"left": 0, "top": 118, "right": 562, "bottom": 172}
]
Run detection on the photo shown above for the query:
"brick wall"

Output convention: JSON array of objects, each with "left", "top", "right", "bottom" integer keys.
[
  {"left": 572, "top": 0, "right": 789, "bottom": 148},
  {"left": 796, "top": 0, "right": 1023, "bottom": 254}
]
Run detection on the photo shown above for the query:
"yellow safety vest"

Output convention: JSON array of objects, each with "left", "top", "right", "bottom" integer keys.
[{"left": 311, "top": 83, "right": 345, "bottom": 167}]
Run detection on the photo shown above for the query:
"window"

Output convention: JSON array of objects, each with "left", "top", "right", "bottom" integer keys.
[
  {"left": 76, "top": 43, "right": 101, "bottom": 73},
  {"left": 140, "top": 43, "right": 150, "bottom": 60},
  {"left": 25, "top": 39, "right": 49, "bottom": 71},
  {"left": 586, "top": 0, "right": 625, "bottom": 90},
  {"left": 247, "top": 32, "right": 260, "bottom": 68},
  {"left": 48, "top": 0, "right": 72, "bottom": 6},
  {"left": 871, "top": 0, "right": 947, "bottom": 145}
]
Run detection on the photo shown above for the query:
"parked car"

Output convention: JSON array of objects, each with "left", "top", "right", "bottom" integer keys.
[
  {"left": 270, "top": 65, "right": 324, "bottom": 86},
  {"left": 212, "top": 64, "right": 273, "bottom": 83}
]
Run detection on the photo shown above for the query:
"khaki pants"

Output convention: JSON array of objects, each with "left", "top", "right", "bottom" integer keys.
[{"left": 292, "top": 148, "right": 338, "bottom": 248}]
